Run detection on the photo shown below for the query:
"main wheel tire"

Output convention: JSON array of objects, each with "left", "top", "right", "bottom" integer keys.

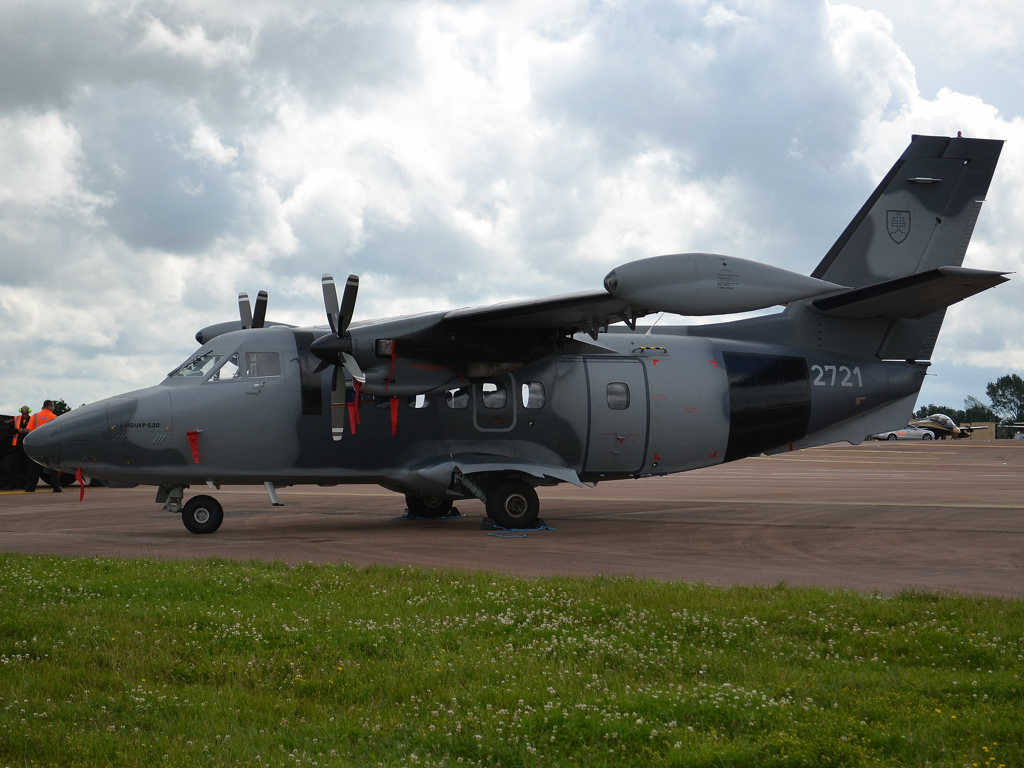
[
  {"left": 887, "top": 434, "right": 898, "bottom": 441},
  {"left": 923, "top": 432, "right": 934, "bottom": 440},
  {"left": 405, "top": 494, "right": 454, "bottom": 518},
  {"left": 182, "top": 495, "right": 224, "bottom": 534},
  {"left": 486, "top": 479, "right": 539, "bottom": 530}
]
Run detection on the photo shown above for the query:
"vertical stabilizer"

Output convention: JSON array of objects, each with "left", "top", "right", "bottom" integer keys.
[{"left": 810, "top": 134, "right": 1002, "bottom": 360}]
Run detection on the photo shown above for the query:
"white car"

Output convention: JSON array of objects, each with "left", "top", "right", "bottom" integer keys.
[{"left": 871, "top": 424, "right": 936, "bottom": 441}]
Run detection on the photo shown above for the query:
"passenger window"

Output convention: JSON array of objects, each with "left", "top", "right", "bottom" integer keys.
[
  {"left": 607, "top": 382, "right": 630, "bottom": 410},
  {"left": 246, "top": 352, "right": 282, "bottom": 377},
  {"left": 521, "top": 382, "right": 545, "bottom": 409},
  {"left": 446, "top": 388, "right": 470, "bottom": 409},
  {"left": 211, "top": 354, "right": 241, "bottom": 381},
  {"left": 481, "top": 382, "right": 506, "bottom": 409},
  {"left": 171, "top": 353, "right": 222, "bottom": 378},
  {"left": 408, "top": 394, "right": 429, "bottom": 409}
]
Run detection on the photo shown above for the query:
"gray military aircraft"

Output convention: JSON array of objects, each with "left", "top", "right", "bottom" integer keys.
[{"left": 24, "top": 134, "right": 1009, "bottom": 534}]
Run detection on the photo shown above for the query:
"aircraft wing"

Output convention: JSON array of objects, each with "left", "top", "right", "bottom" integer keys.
[
  {"left": 812, "top": 266, "right": 1009, "bottom": 319},
  {"left": 444, "top": 289, "right": 651, "bottom": 335}
]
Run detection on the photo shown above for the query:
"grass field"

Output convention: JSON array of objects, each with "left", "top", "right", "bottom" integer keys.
[{"left": 0, "top": 554, "right": 1021, "bottom": 767}]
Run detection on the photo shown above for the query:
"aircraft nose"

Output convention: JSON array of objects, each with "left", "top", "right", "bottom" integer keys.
[{"left": 23, "top": 418, "right": 61, "bottom": 469}]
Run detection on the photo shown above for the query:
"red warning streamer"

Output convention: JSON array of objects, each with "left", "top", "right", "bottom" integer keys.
[
  {"left": 186, "top": 430, "right": 200, "bottom": 463},
  {"left": 347, "top": 401, "right": 357, "bottom": 435},
  {"left": 352, "top": 379, "right": 362, "bottom": 424},
  {"left": 75, "top": 465, "right": 85, "bottom": 502},
  {"left": 390, "top": 397, "right": 399, "bottom": 436}
]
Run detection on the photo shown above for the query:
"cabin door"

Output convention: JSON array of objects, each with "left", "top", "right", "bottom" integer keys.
[{"left": 584, "top": 359, "right": 649, "bottom": 474}]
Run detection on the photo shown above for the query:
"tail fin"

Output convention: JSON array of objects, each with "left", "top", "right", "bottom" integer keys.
[{"left": 811, "top": 134, "right": 1003, "bottom": 360}]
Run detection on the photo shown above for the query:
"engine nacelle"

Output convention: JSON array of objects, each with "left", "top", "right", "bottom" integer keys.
[{"left": 603, "top": 253, "right": 844, "bottom": 316}]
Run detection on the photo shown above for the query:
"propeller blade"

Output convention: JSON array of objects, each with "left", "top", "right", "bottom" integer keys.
[
  {"left": 238, "top": 292, "right": 253, "bottom": 329},
  {"left": 321, "top": 274, "right": 340, "bottom": 333},
  {"left": 313, "top": 358, "right": 333, "bottom": 374},
  {"left": 252, "top": 290, "right": 268, "bottom": 328},
  {"left": 341, "top": 351, "right": 366, "bottom": 383},
  {"left": 338, "top": 274, "right": 359, "bottom": 336}
]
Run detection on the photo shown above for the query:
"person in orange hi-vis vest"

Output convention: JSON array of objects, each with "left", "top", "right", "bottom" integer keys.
[
  {"left": 24, "top": 400, "right": 61, "bottom": 493},
  {"left": 2, "top": 406, "right": 32, "bottom": 490}
]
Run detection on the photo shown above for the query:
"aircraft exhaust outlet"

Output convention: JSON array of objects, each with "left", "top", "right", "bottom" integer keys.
[{"left": 604, "top": 253, "right": 845, "bottom": 316}]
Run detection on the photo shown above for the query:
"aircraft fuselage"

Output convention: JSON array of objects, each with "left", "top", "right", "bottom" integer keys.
[{"left": 31, "top": 325, "right": 924, "bottom": 496}]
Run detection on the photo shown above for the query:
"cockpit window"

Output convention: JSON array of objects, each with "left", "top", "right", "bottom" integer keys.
[
  {"left": 171, "top": 352, "right": 223, "bottom": 379},
  {"left": 926, "top": 413, "right": 955, "bottom": 428},
  {"left": 246, "top": 352, "right": 282, "bottom": 377},
  {"left": 210, "top": 353, "right": 241, "bottom": 381}
]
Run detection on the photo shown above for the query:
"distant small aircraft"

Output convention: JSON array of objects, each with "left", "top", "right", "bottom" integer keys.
[
  {"left": 25, "top": 134, "right": 1010, "bottom": 534},
  {"left": 910, "top": 413, "right": 987, "bottom": 439}
]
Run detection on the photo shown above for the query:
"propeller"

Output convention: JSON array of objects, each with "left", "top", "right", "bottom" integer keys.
[
  {"left": 252, "top": 290, "right": 268, "bottom": 328},
  {"left": 310, "top": 274, "right": 365, "bottom": 383},
  {"left": 238, "top": 292, "right": 253, "bottom": 329},
  {"left": 238, "top": 290, "right": 268, "bottom": 329}
]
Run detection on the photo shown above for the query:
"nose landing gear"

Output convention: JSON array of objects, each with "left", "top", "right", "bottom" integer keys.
[
  {"left": 157, "top": 485, "right": 224, "bottom": 534},
  {"left": 181, "top": 495, "right": 224, "bottom": 534}
]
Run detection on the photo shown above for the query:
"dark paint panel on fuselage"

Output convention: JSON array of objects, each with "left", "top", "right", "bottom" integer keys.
[{"left": 722, "top": 352, "right": 811, "bottom": 463}]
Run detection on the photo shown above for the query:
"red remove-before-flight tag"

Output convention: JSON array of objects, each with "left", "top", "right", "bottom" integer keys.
[{"left": 186, "top": 430, "right": 200, "bottom": 463}]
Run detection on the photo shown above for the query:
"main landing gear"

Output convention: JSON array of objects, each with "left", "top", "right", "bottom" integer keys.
[
  {"left": 485, "top": 479, "right": 540, "bottom": 529},
  {"left": 407, "top": 475, "right": 542, "bottom": 529},
  {"left": 404, "top": 494, "right": 455, "bottom": 518}
]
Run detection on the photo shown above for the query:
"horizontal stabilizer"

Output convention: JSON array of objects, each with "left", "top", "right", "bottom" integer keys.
[{"left": 812, "top": 266, "right": 1009, "bottom": 319}]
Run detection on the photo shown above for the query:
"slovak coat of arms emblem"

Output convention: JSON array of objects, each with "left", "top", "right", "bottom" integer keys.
[{"left": 887, "top": 209, "right": 911, "bottom": 244}]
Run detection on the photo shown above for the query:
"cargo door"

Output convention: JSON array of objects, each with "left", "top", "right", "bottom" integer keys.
[{"left": 584, "top": 359, "right": 649, "bottom": 474}]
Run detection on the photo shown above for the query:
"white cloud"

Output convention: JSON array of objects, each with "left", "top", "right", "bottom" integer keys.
[
  {"left": 0, "top": 112, "right": 108, "bottom": 217},
  {"left": 137, "top": 17, "right": 255, "bottom": 68},
  {"left": 189, "top": 123, "right": 238, "bottom": 166}
]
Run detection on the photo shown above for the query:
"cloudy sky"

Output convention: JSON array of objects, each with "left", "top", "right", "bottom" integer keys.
[{"left": 1, "top": 0, "right": 1022, "bottom": 415}]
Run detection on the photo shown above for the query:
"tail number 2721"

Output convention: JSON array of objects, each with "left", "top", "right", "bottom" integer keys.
[{"left": 811, "top": 365, "right": 862, "bottom": 387}]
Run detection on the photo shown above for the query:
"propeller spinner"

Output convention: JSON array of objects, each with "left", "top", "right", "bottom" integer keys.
[{"left": 310, "top": 274, "right": 365, "bottom": 382}]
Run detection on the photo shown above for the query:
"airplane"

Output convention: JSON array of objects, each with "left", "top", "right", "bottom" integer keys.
[
  {"left": 23, "top": 134, "right": 1010, "bottom": 534},
  {"left": 909, "top": 413, "right": 986, "bottom": 439}
]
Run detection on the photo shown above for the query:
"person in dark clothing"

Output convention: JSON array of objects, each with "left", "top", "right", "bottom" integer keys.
[{"left": 3, "top": 406, "right": 32, "bottom": 490}]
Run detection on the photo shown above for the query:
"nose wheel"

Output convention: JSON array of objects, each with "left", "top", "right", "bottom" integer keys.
[{"left": 182, "top": 495, "right": 224, "bottom": 534}]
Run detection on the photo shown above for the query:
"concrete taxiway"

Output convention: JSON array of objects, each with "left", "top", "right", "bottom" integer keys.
[{"left": 1, "top": 442, "right": 1022, "bottom": 596}]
